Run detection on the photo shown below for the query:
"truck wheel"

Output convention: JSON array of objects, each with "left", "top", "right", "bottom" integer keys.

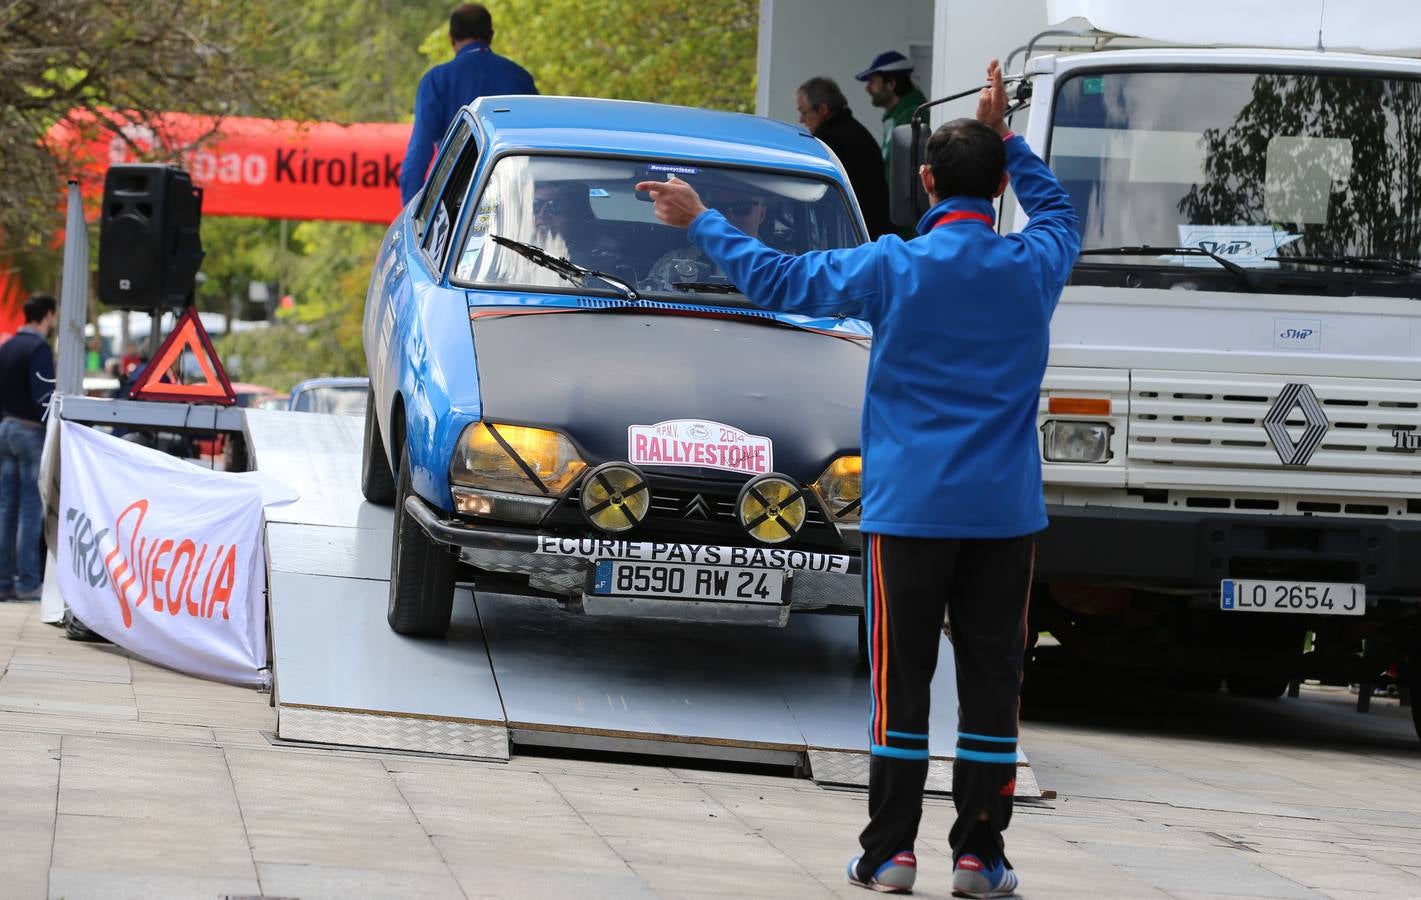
[
  {"left": 1225, "top": 675, "right": 1288, "bottom": 699},
  {"left": 361, "top": 387, "right": 396, "bottom": 505},
  {"left": 387, "top": 445, "right": 455, "bottom": 636}
]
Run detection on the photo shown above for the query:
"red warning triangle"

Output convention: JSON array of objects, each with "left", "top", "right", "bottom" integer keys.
[{"left": 128, "top": 307, "right": 237, "bottom": 406}]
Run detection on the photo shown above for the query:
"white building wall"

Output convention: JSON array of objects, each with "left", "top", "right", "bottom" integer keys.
[
  {"left": 756, "top": 0, "right": 935, "bottom": 133},
  {"left": 757, "top": 0, "right": 1053, "bottom": 130}
]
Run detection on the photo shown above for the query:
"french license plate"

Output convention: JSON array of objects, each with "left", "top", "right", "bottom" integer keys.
[
  {"left": 1221, "top": 579, "right": 1365, "bottom": 616},
  {"left": 592, "top": 560, "right": 784, "bottom": 605}
]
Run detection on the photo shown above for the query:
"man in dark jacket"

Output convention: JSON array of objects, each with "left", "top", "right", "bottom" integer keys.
[
  {"left": 639, "top": 60, "right": 1079, "bottom": 898},
  {"left": 400, "top": 4, "right": 538, "bottom": 205},
  {"left": 797, "top": 77, "right": 893, "bottom": 239},
  {"left": 0, "top": 293, "right": 57, "bottom": 602}
]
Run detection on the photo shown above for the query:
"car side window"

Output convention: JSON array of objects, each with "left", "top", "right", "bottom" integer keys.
[
  {"left": 422, "top": 129, "right": 481, "bottom": 274},
  {"left": 412, "top": 120, "right": 473, "bottom": 242}
]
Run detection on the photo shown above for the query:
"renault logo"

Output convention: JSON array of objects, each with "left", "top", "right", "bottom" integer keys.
[
  {"left": 683, "top": 494, "right": 712, "bottom": 519},
  {"left": 1264, "top": 383, "right": 1329, "bottom": 466}
]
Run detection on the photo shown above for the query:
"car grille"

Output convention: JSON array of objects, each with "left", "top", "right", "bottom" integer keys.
[{"left": 1128, "top": 370, "right": 1421, "bottom": 475}]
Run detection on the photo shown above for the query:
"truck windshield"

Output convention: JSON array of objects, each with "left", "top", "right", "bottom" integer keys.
[
  {"left": 1050, "top": 69, "right": 1421, "bottom": 282},
  {"left": 452, "top": 155, "right": 861, "bottom": 302}
]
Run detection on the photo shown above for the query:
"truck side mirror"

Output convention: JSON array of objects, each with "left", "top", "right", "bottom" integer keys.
[{"left": 888, "top": 120, "right": 930, "bottom": 229}]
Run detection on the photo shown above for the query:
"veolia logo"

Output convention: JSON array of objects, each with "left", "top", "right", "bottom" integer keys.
[{"left": 1264, "top": 383, "right": 1329, "bottom": 466}]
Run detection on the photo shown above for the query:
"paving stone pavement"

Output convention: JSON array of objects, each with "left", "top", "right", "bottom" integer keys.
[{"left": 0, "top": 601, "right": 1418, "bottom": 899}]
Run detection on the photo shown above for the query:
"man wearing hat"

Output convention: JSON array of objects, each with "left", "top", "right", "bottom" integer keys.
[{"left": 856, "top": 50, "right": 929, "bottom": 177}]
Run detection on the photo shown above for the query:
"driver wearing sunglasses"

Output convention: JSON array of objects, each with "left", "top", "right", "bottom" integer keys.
[{"left": 649, "top": 187, "right": 768, "bottom": 290}]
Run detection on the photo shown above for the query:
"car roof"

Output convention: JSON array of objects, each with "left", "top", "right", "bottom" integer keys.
[
  {"left": 291, "top": 376, "right": 369, "bottom": 393},
  {"left": 469, "top": 95, "right": 843, "bottom": 180}
]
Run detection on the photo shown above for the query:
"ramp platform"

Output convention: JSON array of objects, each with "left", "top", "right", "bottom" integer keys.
[{"left": 248, "top": 409, "right": 1040, "bottom": 796}]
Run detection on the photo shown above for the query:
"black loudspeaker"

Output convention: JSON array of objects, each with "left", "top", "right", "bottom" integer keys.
[{"left": 98, "top": 164, "right": 205, "bottom": 310}]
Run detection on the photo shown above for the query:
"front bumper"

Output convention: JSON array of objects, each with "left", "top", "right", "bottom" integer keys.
[
  {"left": 406, "top": 496, "right": 864, "bottom": 621},
  {"left": 1036, "top": 504, "right": 1421, "bottom": 597}
]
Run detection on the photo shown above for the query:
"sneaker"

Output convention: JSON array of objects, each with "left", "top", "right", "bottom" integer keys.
[
  {"left": 848, "top": 851, "right": 916, "bottom": 893},
  {"left": 952, "top": 854, "right": 1019, "bottom": 898}
]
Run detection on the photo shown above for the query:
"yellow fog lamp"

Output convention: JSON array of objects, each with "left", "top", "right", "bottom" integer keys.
[
  {"left": 579, "top": 462, "right": 651, "bottom": 533},
  {"left": 810, "top": 455, "right": 862, "bottom": 524},
  {"left": 449, "top": 422, "right": 587, "bottom": 496},
  {"left": 737, "top": 473, "right": 808, "bottom": 544}
]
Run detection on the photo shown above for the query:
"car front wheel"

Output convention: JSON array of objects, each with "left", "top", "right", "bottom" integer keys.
[
  {"left": 387, "top": 444, "right": 455, "bottom": 636},
  {"left": 361, "top": 387, "right": 396, "bottom": 505}
]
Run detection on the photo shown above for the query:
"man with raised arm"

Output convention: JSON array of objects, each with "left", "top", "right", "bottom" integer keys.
[{"left": 636, "top": 59, "right": 1080, "bottom": 898}]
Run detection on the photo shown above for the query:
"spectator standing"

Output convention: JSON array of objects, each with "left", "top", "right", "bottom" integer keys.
[
  {"left": 0, "top": 293, "right": 58, "bottom": 602},
  {"left": 400, "top": 3, "right": 539, "bottom": 205},
  {"left": 855, "top": 50, "right": 928, "bottom": 177},
  {"left": 637, "top": 60, "right": 1080, "bottom": 898},
  {"left": 797, "top": 77, "right": 893, "bottom": 239}
]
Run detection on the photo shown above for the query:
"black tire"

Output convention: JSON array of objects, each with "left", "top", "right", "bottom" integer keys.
[
  {"left": 387, "top": 445, "right": 455, "bottom": 636},
  {"left": 1225, "top": 675, "right": 1288, "bottom": 699},
  {"left": 361, "top": 387, "right": 396, "bottom": 505}
]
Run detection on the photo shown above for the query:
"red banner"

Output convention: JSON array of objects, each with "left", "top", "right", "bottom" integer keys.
[{"left": 48, "top": 110, "right": 414, "bottom": 224}]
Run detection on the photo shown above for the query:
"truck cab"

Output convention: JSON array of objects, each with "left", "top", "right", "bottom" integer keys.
[{"left": 959, "top": 45, "right": 1421, "bottom": 725}]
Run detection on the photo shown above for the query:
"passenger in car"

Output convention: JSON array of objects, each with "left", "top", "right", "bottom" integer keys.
[{"left": 532, "top": 181, "right": 618, "bottom": 268}]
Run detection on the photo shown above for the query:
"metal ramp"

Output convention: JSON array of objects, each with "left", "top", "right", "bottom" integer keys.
[{"left": 248, "top": 409, "right": 1041, "bottom": 796}]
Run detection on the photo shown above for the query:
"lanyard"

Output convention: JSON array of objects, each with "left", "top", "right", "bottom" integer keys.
[{"left": 930, "top": 210, "right": 994, "bottom": 231}]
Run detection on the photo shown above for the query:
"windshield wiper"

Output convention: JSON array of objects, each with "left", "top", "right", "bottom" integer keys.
[
  {"left": 1079, "top": 245, "right": 1261, "bottom": 291},
  {"left": 668, "top": 281, "right": 742, "bottom": 294},
  {"left": 489, "top": 234, "right": 639, "bottom": 302},
  {"left": 1264, "top": 254, "right": 1421, "bottom": 276}
]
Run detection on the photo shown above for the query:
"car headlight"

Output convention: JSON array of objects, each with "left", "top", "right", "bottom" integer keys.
[
  {"left": 810, "top": 455, "right": 862, "bottom": 525},
  {"left": 450, "top": 422, "right": 587, "bottom": 495},
  {"left": 1042, "top": 421, "right": 1112, "bottom": 463},
  {"left": 737, "top": 474, "right": 808, "bottom": 544},
  {"left": 579, "top": 462, "right": 650, "bottom": 533}
]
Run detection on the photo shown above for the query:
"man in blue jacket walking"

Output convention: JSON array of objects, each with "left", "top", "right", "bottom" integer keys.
[
  {"left": 400, "top": 4, "right": 538, "bottom": 205},
  {"left": 639, "top": 60, "right": 1079, "bottom": 897}
]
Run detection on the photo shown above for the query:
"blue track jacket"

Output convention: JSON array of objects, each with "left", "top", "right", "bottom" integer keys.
[
  {"left": 400, "top": 42, "right": 538, "bottom": 204},
  {"left": 687, "top": 135, "right": 1080, "bottom": 538}
]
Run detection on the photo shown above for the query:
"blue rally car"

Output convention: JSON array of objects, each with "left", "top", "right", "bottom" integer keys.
[{"left": 362, "top": 95, "right": 873, "bottom": 643}]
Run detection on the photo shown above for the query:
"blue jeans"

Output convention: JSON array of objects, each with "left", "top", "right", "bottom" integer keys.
[{"left": 0, "top": 419, "right": 46, "bottom": 597}]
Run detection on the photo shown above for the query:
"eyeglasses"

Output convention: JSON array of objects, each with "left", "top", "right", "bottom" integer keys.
[
  {"left": 533, "top": 198, "right": 560, "bottom": 214},
  {"left": 720, "top": 199, "right": 765, "bottom": 215}
]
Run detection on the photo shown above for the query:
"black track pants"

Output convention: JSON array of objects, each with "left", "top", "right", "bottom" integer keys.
[{"left": 855, "top": 532, "right": 1034, "bottom": 878}]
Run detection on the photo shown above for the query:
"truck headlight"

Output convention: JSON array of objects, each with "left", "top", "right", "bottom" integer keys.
[
  {"left": 811, "top": 455, "right": 862, "bottom": 524},
  {"left": 450, "top": 422, "right": 587, "bottom": 495},
  {"left": 1042, "top": 421, "right": 1112, "bottom": 463}
]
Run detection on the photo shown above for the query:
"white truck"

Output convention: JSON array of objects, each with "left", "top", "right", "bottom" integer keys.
[{"left": 892, "top": 14, "right": 1421, "bottom": 739}]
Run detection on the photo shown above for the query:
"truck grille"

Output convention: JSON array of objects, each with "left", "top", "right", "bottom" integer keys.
[{"left": 1128, "top": 371, "right": 1421, "bottom": 475}]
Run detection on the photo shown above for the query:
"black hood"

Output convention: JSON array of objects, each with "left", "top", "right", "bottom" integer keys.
[{"left": 472, "top": 309, "right": 866, "bottom": 482}]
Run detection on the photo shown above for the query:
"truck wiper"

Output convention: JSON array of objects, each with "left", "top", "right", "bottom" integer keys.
[
  {"left": 489, "top": 234, "right": 639, "bottom": 302},
  {"left": 1264, "top": 254, "right": 1421, "bottom": 276},
  {"left": 668, "top": 281, "right": 742, "bottom": 294},
  {"left": 1079, "top": 245, "right": 1261, "bottom": 291}
]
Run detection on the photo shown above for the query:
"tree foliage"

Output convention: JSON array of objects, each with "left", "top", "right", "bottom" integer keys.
[
  {"left": 419, "top": 1, "right": 759, "bottom": 112},
  {"left": 0, "top": 0, "right": 306, "bottom": 253}
]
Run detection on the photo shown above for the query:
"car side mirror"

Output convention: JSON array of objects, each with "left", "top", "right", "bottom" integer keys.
[{"left": 888, "top": 120, "right": 930, "bottom": 230}]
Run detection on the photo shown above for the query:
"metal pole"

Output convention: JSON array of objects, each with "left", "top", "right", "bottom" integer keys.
[{"left": 55, "top": 180, "right": 89, "bottom": 397}]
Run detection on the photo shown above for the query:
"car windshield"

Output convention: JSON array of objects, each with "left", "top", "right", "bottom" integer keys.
[
  {"left": 1050, "top": 69, "right": 1421, "bottom": 279},
  {"left": 452, "top": 155, "right": 861, "bottom": 301}
]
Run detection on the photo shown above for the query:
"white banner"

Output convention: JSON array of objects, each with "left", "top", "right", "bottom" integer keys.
[{"left": 57, "top": 421, "right": 270, "bottom": 686}]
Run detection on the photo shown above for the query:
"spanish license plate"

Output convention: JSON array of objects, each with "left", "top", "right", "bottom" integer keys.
[
  {"left": 592, "top": 560, "right": 784, "bottom": 604},
  {"left": 1220, "top": 579, "right": 1365, "bottom": 616}
]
